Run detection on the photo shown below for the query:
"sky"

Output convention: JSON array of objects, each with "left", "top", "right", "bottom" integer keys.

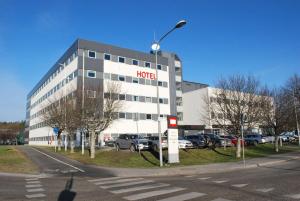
[{"left": 0, "top": 0, "right": 299, "bottom": 121}]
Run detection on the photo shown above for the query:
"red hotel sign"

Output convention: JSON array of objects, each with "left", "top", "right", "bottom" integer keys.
[
  {"left": 167, "top": 116, "right": 178, "bottom": 129},
  {"left": 137, "top": 71, "right": 156, "bottom": 80}
]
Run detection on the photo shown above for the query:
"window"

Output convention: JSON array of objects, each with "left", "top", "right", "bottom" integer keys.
[
  {"left": 159, "top": 98, "right": 163, "bottom": 103},
  {"left": 119, "top": 112, "right": 126, "bottom": 119},
  {"left": 157, "top": 64, "right": 162, "bottom": 70},
  {"left": 132, "top": 59, "right": 139, "bottom": 66},
  {"left": 104, "top": 54, "right": 111, "bottom": 60},
  {"left": 133, "top": 96, "right": 139, "bottom": 101},
  {"left": 132, "top": 78, "right": 139, "bottom": 84},
  {"left": 88, "top": 51, "right": 96, "bottom": 58},
  {"left": 87, "top": 90, "right": 96, "bottom": 98},
  {"left": 145, "top": 62, "right": 151, "bottom": 68},
  {"left": 145, "top": 97, "right": 151, "bottom": 103},
  {"left": 119, "top": 94, "right": 125, "bottom": 100},
  {"left": 118, "top": 75, "right": 125, "bottom": 81},
  {"left": 146, "top": 114, "right": 152, "bottom": 120},
  {"left": 158, "top": 81, "right": 163, "bottom": 86},
  {"left": 87, "top": 70, "right": 96, "bottom": 78},
  {"left": 118, "top": 56, "right": 125, "bottom": 63},
  {"left": 104, "top": 73, "right": 110, "bottom": 79}
]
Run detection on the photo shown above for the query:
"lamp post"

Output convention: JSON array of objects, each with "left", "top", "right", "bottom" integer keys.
[
  {"left": 151, "top": 20, "right": 186, "bottom": 167},
  {"left": 59, "top": 63, "right": 67, "bottom": 151}
]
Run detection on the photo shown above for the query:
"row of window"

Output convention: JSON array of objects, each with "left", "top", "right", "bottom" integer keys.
[
  {"left": 30, "top": 91, "right": 75, "bottom": 120},
  {"left": 30, "top": 70, "right": 78, "bottom": 109},
  {"left": 29, "top": 112, "right": 169, "bottom": 130},
  {"left": 104, "top": 92, "right": 169, "bottom": 104},
  {"left": 29, "top": 136, "right": 51, "bottom": 142},
  {"left": 103, "top": 72, "right": 168, "bottom": 88},
  {"left": 87, "top": 50, "right": 167, "bottom": 71},
  {"left": 31, "top": 51, "right": 78, "bottom": 99}
]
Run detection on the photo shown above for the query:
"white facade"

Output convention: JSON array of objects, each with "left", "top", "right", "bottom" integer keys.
[{"left": 26, "top": 39, "right": 182, "bottom": 145}]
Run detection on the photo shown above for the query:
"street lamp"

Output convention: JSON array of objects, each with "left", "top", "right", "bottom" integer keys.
[{"left": 151, "top": 20, "right": 187, "bottom": 167}]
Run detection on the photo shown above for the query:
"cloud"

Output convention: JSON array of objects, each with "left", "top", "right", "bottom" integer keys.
[
  {"left": 36, "top": 11, "right": 61, "bottom": 31},
  {"left": 0, "top": 70, "right": 27, "bottom": 121}
]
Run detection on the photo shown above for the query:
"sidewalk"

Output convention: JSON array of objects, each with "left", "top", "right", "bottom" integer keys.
[{"left": 92, "top": 151, "right": 300, "bottom": 177}]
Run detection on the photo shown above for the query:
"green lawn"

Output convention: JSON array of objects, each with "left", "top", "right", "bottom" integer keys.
[
  {"left": 0, "top": 146, "right": 38, "bottom": 173},
  {"left": 43, "top": 143, "right": 300, "bottom": 168}
]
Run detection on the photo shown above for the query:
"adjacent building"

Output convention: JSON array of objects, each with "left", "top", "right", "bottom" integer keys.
[{"left": 26, "top": 39, "right": 184, "bottom": 145}]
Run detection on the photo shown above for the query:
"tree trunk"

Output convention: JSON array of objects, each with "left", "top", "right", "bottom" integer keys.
[
  {"left": 236, "top": 137, "right": 241, "bottom": 158},
  {"left": 280, "top": 137, "right": 283, "bottom": 147},
  {"left": 275, "top": 136, "right": 279, "bottom": 152},
  {"left": 90, "top": 130, "right": 96, "bottom": 159},
  {"left": 58, "top": 137, "right": 61, "bottom": 151},
  {"left": 70, "top": 134, "right": 75, "bottom": 153},
  {"left": 64, "top": 135, "right": 68, "bottom": 152}
]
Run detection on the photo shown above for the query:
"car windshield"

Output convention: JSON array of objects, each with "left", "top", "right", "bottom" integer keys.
[{"left": 130, "top": 135, "right": 144, "bottom": 139}]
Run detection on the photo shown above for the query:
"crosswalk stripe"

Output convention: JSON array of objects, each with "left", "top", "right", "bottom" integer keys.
[
  {"left": 26, "top": 181, "right": 41, "bottom": 184},
  {"left": 285, "top": 194, "right": 300, "bottom": 199},
  {"left": 156, "top": 192, "right": 206, "bottom": 201},
  {"left": 256, "top": 188, "right": 274, "bottom": 193},
  {"left": 198, "top": 177, "right": 211, "bottom": 180},
  {"left": 231, "top": 184, "right": 248, "bottom": 188},
  {"left": 123, "top": 187, "right": 185, "bottom": 201},
  {"left": 88, "top": 177, "right": 122, "bottom": 182},
  {"left": 101, "top": 180, "right": 154, "bottom": 189},
  {"left": 26, "top": 184, "right": 42, "bottom": 188},
  {"left": 25, "top": 178, "right": 39, "bottom": 181},
  {"left": 27, "top": 188, "right": 45, "bottom": 193},
  {"left": 25, "top": 193, "right": 46, "bottom": 198},
  {"left": 95, "top": 178, "right": 144, "bottom": 185},
  {"left": 213, "top": 180, "right": 229, "bottom": 184},
  {"left": 111, "top": 183, "right": 170, "bottom": 194},
  {"left": 211, "top": 198, "right": 233, "bottom": 201}
]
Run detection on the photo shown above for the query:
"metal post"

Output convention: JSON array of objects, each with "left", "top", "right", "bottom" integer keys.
[
  {"left": 293, "top": 89, "right": 300, "bottom": 146},
  {"left": 155, "top": 49, "right": 163, "bottom": 167},
  {"left": 81, "top": 50, "right": 85, "bottom": 155},
  {"left": 241, "top": 114, "right": 246, "bottom": 168}
]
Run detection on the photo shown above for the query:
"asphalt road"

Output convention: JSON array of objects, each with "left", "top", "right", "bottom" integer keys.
[{"left": 0, "top": 146, "right": 300, "bottom": 201}]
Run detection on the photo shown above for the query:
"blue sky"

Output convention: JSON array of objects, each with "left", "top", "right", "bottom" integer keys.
[{"left": 0, "top": 0, "right": 299, "bottom": 121}]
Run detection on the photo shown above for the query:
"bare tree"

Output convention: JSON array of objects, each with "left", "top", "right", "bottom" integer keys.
[
  {"left": 77, "top": 81, "right": 123, "bottom": 159},
  {"left": 208, "top": 75, "right": 267, "bottom": 157}
]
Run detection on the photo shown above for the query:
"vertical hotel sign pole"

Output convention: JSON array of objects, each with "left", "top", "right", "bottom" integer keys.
[{"left": 167, "top": 116, "right": 179, "bottom": 163}]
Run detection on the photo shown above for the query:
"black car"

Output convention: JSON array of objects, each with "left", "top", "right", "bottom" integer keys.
[{"left": 184, "top": 135, "right": 206, "bottom": 148}]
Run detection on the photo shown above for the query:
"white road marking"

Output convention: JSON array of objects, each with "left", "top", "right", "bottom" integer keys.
[
  {"left": 213, "top": 180, "right": 229, "bottom": 184},
  {"left": 26, "top": 181, "right": 41, "bottom": 184},
  {"left": 95, "top": 178, "right": 144, "bottom": 185},
  {"left": 184, "top": 175, "right": 194, "bottom": 178},
  {"left": 101, "top": 180, "right": 154, "bottom": 189},
  {"left": 25, "top": 193, "right": 46, "bottom": 198},
  {"left": 25, "top": 178, "right": 39, "bottom": 181},
  {"left": 31, "top": 147, "right": 85, "bottom": 172},
  {"left": 111, "top": 183, "right": 170, "bottom": 194},
  {"left": 156, "top": 192, "right": 207, "bottom": 201},
  {"left": 26, "top": 184, "right": 42, "bottom": 188},
  {"left": 88, "top": 177, "right": 122, "bottom": 182},
  {"left": 123, "top": 187, "right": 185, "bottom": 200},
  {"left": 285, "top": 194, "right": 300, "bottom": 199},
  {"left": 211, "top": 198, "right": 234, "bottom": 201},
  {"left": 256, "top": 188, "right": 274, "bottom": 193},
  {"left": 27, "top": 188, "right": 45, "bottom": 193},
  {"left": 198, "top": 177, "right": 211, "bottom": 180},
  {"left": 231, "top": 184, "right": 248, "bottom": 188}
]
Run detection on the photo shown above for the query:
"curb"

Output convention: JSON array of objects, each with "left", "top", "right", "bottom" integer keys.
[{"left": 0, "top": 172, "right": 49, "bottom": 178}]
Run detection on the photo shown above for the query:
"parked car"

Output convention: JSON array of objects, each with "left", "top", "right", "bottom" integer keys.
[
  {"left": 115, "top": 134, "right": 149, "bottom": 152},
  {"left": 184, "top": 135, "right": 206, "bottom": 148},
  {"left": 218, "top": 136, "right": 234, "bottom": 147},
  {"left": 148, "top": 136, "right": 168, "bottom": 151},
  {"left": 262, "top": 135, "right": 275, "bottom": 143},
  {"left": 222, "top": 135, "right": 245, "bottom": 146},
  {"left": 202, "top": 134, "right": 230, "bottom": 147},
  {"left": 178, "top": 136, "right": 194, "bottom": 149},
  {"left": 244, "top": 134, "right": 265, "bottom": 146}
]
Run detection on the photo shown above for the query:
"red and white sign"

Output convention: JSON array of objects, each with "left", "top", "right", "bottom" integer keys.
[
  {"left": 137, "top": 71, "right": 156, "bottom": 80},
  {"left": 167, "top": 116, "right": 178, "bottom": 128}
]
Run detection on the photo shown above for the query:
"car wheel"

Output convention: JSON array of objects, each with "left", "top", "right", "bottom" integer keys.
[
  {"left": 130, "top": 144, "right": 135, "bottom": 152},
  {"left": 116, "top": 144, "right": 120, "bottom": 151}
]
